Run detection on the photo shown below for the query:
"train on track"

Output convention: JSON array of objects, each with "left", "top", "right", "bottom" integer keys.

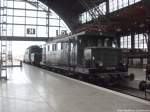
[
  {"left": 24, "top": 45, "right": 42, "bottom": 65},
  {"left": 24, "top": 31, "right": 134, "bottom": 86}
]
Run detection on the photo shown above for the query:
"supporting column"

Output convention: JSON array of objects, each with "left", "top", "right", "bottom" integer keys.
[
  {"left": 147, "top": 32, "right": 150, "bottom": 64},
  {"left": 131, "top": 33, "right": 135, "bottom": 50},
  {"left": 130, "top": 33, "right": 135, "bottom": 66},
  {"left": 106, "top": 0, "right": 109, "bottom": 15},
  {"left": 47, "top": 8, "right": 50, "bottom": 38},
  {"left": 140, "top": 57, "right": 143, "bottom": 68},
  {"left": 116, "top": 36, "right": 120, "bottom": 48},
  {"left": 0, "top": 0, "right": 8, "bottom": 79}
]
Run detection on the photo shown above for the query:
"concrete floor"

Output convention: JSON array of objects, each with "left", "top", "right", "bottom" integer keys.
[{"left": 0, "top": 64, "right": 150, "bottom": 112}]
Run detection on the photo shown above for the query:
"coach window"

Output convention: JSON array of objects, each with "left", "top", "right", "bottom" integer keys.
[
  {"left": 47, "top": 45, "right": 50, "bottom": 52},
  {"left": 55, "top": 44, "right": 57, "bottom": 51},
  {"left": 61, "top": 43, "right": 63, "bottom": 49},
  {"left": 52, "top": 44, "right": 57, "bottom": 51},
  {"left": 57, "top": 43, "right": 61, "bottom": 50},
  {"left": 52, "top": 44, "right": 54, "bottom": 51},
  {"left": 49, "top": 45, "right": 51, "bottom": 51}
]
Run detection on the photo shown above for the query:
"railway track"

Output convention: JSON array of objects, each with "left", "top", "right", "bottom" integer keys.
[{"left": 107, "top": 86, "right": 150, "bottom": 101}]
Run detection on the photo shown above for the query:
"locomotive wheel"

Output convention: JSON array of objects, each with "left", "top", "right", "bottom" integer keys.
[
  {"left": 129, "top": 73, "right": 135, "bottom": 81},
  {"left": 139, "top": 80, "right": 146, "bottom": 91}
]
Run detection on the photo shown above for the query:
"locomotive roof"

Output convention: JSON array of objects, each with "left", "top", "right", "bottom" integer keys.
[
  {"left": 47, "top": 31, "right": 115, "bottom": 43},
  {"left": 27, "top": 45, "right": 41, "bottom": 50},
  {"left": 47, "top": 31, "right": 85, "bottom": 43}
]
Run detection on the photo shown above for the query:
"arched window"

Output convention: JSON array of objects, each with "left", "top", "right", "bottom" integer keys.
[{"left": 0, "top": 0, "right": 70, "bottom": 38}]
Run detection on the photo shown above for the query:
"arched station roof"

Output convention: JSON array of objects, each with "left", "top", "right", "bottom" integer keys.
[
  {"left": 39, "top": 0, "right": 105, "bottom": 32},
  {"left": 44, "top": 0, "right": 85, "bottom": 31},
  {"left": 40, "top": 0, "right": 150, "bottom": 35}
]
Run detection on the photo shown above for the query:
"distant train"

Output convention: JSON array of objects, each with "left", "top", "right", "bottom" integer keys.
[
  {"left": 24, "top": 31, "right": 134, "bottom": 85},
  {"left": 24, "top": 45, "right": 42, "bottom": 65}
]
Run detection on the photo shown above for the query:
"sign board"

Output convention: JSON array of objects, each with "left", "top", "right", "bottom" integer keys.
[
  {"left": 61, "top": 30, "right": 67, "bottom": 35},
  {"left": 27, "top": 28, "right": 35, "bottom": 35}
]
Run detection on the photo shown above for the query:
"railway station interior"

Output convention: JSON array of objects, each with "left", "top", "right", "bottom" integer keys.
[{"left": 0, "top": 0, "right": 150, "bottom": 112}]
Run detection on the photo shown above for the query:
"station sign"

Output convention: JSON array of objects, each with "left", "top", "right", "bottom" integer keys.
[{"left": 27, "top": 28, "right": 35, "bottom": 35}]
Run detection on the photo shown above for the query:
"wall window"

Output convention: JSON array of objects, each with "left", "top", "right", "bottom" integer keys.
[
  {"left": 121, "top": 33, "right": 147, "bottom": 50},
  {"left": 127, "top": 35, "right": 131, "bottom": 48},
  {"left": 79, "top": 0, "right": 141, "bottom": 23},
  {"left": 120, "top": 35, "right": 131, "bottom": 48},
  {"left": 79, "top": 2, "right": 106, "bottom": 24},
  {"left": 139, "top": 34, "right": 144, "bottom": 49},
  {"left": 0, "top": 0, "right": 70, "bottom": 38},
  {"left": 134, "top": 33, "right": 148, "bottom": 50},
  {"left": 109, "top": 0, "right": 141, "bottom": 12},
  {"left": 143, "top": 34, "right": 148, "bottom": 49},
  {"left": 135, "top": 34, "right": 139, "bottom": 49},
  {"left": 120, "top": 36, "right": 124, "bottom": 48}
]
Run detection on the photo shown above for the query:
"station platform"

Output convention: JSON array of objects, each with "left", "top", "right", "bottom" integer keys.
[{"left": 0, "top": 64, "right": 150, "bottom": 112}]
